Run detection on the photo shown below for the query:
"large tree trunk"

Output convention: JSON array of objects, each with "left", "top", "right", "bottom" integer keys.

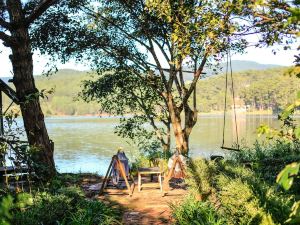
[
  {"left": 166, "top": 89, "right": 198, "bottom": 155},
  {"left": 7, "top": 0, "right": 56, "bottom": 179},
  {"left": 167, "top": 94, "right": 190, "bottom": 155}
]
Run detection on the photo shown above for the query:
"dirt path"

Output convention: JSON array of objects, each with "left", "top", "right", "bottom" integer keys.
[{"left": 89, "top": 177, "right": 187, "bottom": 225}]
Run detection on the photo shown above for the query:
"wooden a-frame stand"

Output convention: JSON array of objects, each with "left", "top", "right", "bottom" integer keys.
[
  {"left": 163, "top": 155, "right": 186, "bottom": 196},
  {"left": 99, "top": 154, "right": 135, "bottom": 196}
]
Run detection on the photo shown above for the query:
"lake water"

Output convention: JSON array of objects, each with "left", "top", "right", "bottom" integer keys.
[{"left": 40, "top": 115, "right": 289, "bottom": 175}]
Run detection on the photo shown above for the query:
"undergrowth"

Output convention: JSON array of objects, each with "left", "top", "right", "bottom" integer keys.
[
  {"left": 172, "top": 141, "right": 300, "bottom": 225},
  {"left": 0, "top": 175, "right": 121, "bottom": 225}
]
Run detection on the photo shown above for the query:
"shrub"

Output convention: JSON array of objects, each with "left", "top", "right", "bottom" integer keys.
[
  {"left": 231, "top": 141, "right": 300, "bottom": 184},
  {"left": 69, "top": 200, "right": 119, "bottom": 225},
  {"left": 13, "top": 192, "right": 74, "bottom": 225},
  {"left": 171, "top": 195, "right": 225, "bottom": 225},
  {"left": 8, "top": 187, "right": 120, "bottom": 225},
  {"left": 179, "top": 158, "right": 294, "bottom": 225}
]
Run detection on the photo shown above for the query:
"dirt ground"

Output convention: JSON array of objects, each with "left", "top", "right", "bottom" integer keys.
[{"left": 83, "top": 175, "right": 188, "bottom": 225}]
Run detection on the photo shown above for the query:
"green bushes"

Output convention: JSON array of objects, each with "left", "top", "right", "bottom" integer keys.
[
  {"left": 0, "top": 186, "right": 120, "bottom": 225},
  {"left": 230, "top": 141, "right": 300, "bottom": 191},
  {"left": 173, "top": 151, "right": 297, "bottom": 225},
  {"left": 171, "top": 196, "right": 225, "bottom": 225}
]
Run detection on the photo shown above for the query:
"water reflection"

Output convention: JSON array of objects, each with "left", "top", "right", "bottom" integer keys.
[{"left": 42, "top": 115, "right": 292, "bottom": 174}]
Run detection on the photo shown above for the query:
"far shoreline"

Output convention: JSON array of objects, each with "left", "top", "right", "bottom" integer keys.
[{"left": 43, "top": 110, "right": 300, "bottom": 118}]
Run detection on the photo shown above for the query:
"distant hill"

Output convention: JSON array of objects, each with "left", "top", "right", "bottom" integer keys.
[
  {"left": 222, "top": 60, "right": 281, "bottom": 72},
  {"left": 1, "top": 64, "right": 296, "bottom": 116},
  {"left": 154, "top": 60, "right": 282, "bottom": 80},
  {"left": 183, "top": 60, "right": 282, "bottom": 80}
]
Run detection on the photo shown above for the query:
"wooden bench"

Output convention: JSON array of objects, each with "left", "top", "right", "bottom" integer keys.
[
  {"left": 138, "top": 167, "right": 163, "bottom": 192},
  {"left": 0, "top": 165, "right": 31, "bottom": 182}
]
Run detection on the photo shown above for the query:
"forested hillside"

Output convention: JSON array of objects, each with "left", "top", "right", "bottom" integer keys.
[
  {"left": 36, "top": 70, "right": 99, "bottom": 115},
  {"left": 2, "top": 67, "right": 298, "bottom": 115},
  {"left": 197, "top": 67, "right": 299, "bottom": 113}
]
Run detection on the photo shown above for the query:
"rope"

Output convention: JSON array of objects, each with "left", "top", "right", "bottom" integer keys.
[
  {"left": 221, "top": 52, "right": 229, "bottom": 148},
  {"left": 229, "top": 48, "right": 240, "bottom": 149},
  {"left": 221, "top": 38, "right": 240, "bottom": 150}
]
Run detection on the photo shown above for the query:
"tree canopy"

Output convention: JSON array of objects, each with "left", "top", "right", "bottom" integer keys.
[{"left": 31, "top": 0, "right": 299, "bottom": 154}]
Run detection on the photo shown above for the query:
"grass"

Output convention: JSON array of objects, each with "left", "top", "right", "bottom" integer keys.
[
  {"left": 0, "top": 174, "right": 121, "bottom": 225},
  {"left": 172, "top": 141, "right": 300, "bottom": 225}
]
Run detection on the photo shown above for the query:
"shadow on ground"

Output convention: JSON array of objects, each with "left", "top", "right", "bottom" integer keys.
[{"left": 81, "top": 175, "right": 188, "bottom": 225}]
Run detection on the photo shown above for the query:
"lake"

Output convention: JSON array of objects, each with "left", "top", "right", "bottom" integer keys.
[{"left": 41, "top": 114, "right": 288, "bottom": 174}]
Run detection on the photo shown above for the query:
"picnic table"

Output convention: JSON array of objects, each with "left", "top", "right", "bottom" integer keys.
[{"left": 137, "top": 167, "right": 163, "bottom": 192}]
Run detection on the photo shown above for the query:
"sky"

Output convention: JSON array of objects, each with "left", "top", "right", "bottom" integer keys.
[{"left": 0, "top": 42, "right": 298, "bottom": 77}]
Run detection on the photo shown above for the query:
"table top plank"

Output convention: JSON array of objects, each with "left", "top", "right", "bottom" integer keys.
[{"left": 138, "top": 167, "right": 162, "bottom": 174}]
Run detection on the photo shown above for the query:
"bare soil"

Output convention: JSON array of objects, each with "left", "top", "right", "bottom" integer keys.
[{"left": 81, "top": 175, "right": 188, "bottom": 225}]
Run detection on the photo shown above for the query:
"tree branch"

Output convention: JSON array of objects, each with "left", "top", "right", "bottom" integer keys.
[
  {"left": 148, "top": 38, "right": 168, "bottom": 90},
  {"left": 0, "top": 18, "right": 11, "bottom": 30},
  {"left": 152, "top": 39, "right": 170, "bottom": 63},
  {"left": 0, "top": 31, "right": 16, "bottom": 46},
  {"left": 81, "top": 5, "right": 152, "bottom": 51},
  {"left": 25, "top": 0, "right": 58, "bottom": 25},
  {"left": 183, "top": 52, "right": 208, "bottom": 103}
]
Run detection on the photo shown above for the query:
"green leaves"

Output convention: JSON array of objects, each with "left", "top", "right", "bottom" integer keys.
[
  {"left": 0, "top": 195, "right": 14, "bottom": 225},
  {"left": 295, "top": 127, "right": 300, "bottom": 139},
  {"left": 286, "top": 201, "right": 300, "bottom": 224},
  {"left": 277, "top": 163, "right": 300, "bottom": 225},
  {"left": 280, "top": 99, "right": 300, "bottom": 122},
  {"left": 276, "top": 162, "right": 299, "bottom": 191}
]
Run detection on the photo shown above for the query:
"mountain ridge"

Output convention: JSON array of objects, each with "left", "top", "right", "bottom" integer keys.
[{"left": 0, "top": 60, "right": 283, "bottom": 81}]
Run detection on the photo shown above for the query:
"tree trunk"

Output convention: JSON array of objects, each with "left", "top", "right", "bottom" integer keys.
[
  {"left": 166, "top": 88, "right": 198, "bottom": 155},
  {"left": 7, "top": 0, "right": 56, "bottom": 179},
  {"left": 167, "top": 94, "right": 189, "bottom": 155}
]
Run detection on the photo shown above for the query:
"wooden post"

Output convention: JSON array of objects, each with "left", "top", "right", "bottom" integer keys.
[
  {"left": 0, "top": 91, "right": 3, "bottom": 136},
  {"left": 0, "top": 91, "right": 4, "bottom": 167}
]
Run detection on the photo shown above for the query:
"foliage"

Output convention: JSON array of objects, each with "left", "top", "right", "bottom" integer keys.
[
  {"left": 277, "top": 162, "right": 300, "bottom": 191},
  {"left": 0, "top": 184, "right": 120, "bottom": 225},
  {"left": 35, "top": 0, "right": 299, "bottom": 153},
  {"left": 171, "top": 196, "right": 225, "bottom": 225},
  {"left": 175, "top": 152, "right": 298, "bottom": 225},
  {"left": 256, "top": 88, "right": 300, "bottom": 224},
  {"left": 257, "top": 92, "right": 300, "bottom": 141},
  {"left": 168, "top": 116, "right": 300, "bottom": 225},
  {"left": 231, "top": 141, "right": 300, "bottom": 187},
  {"left": 0, "top": 195, "right": 13, "bottom": 225},
  {"left": 276, "top": 162, "right": 300, "bottom": 224}
]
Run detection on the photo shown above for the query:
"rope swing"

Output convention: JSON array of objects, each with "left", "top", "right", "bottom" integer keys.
[{"left": 221, "top": 39, "right": 240, "bottom": 152}]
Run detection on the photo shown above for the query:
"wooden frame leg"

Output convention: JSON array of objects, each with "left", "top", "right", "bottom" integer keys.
[
  {"left": 138, "top": 172, "right": 141, "bottom": 192},
  {"left": 159, "top": 174, "right": 162, "bottom": 192},
  {"left": 99, "top": 156, "right": 114, "bottom": 195},
  {"left": 116, "top": 160, "right": 132, "bottom": 196}
]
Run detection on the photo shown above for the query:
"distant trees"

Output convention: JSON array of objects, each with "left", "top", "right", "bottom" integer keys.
[
  {"left": 4, "top": 67, "right": 298, "bottom": 116},
  {"left": 197, "top": 68, "right": 300, "bottom": 113}
]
